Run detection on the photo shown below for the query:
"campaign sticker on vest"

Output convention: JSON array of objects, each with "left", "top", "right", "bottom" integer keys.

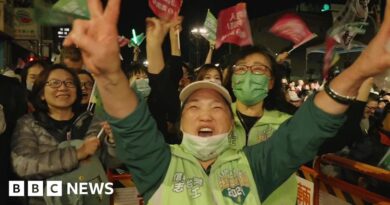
[
  {"left": 255, "top": 125, "right": 274, "bottom": 143},
  {"left": 218, "top": 169, "right": 250, "bottom": 204},
  {"left": 172, "top": 172, "right": 204, "bottom": 199}
]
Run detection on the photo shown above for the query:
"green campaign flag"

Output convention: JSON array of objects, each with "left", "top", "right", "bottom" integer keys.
[
  {"left": 33, "top": 0, "right": 89, "bottom": 26},
  {"left": 201, "top": 9, "right": 217, "bottom": 43},
  {"left": 53, "top": 0, "right": 90, "bottom": 19}
]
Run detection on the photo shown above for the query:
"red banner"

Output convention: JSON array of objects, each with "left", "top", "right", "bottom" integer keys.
[
  {"left": 148, "top": 0, "right": 182, "bottom": 21},
  {"left": 269, "top": 13, "right": 316, "bottom": 46},
  {"left": 215, "top": 3, "right": 253, "bottom": 49}
]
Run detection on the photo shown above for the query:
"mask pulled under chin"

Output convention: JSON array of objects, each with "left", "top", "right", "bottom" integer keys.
[{"left": 181, "top": 131, "right": 230, "bottom": 161}]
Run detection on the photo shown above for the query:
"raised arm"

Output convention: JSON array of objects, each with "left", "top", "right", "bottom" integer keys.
[
  {"left": 63, "top": 0, "right": 136, "bottom": 119},
  {"left": 146, "top": 17, "right": 172, "bottom": 74},
  {"left": 204, "top": 42, "right": 215, "bottom": 64},
  {"left": 314, "top": 2, "right": 390, "bottom": 115}
]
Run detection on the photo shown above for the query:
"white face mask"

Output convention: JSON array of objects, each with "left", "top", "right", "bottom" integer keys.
[{"left": 181, "top": 131, "right": 230, "bottom": 161}]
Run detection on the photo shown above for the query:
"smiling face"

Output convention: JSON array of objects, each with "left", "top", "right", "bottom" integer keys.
[
  {"left": 78, "top": 73, "right": 94, "bottom": 104},
  {"left": 181, "top": 89, "right": 232, "bottom": 137},
  {"left": 42, "top": 69, "right": 77, "bottom": 113}
]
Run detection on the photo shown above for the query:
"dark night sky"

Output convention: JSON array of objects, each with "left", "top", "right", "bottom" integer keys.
[{"left": 116, "top": 0, "right": 301, "bottom": 67}]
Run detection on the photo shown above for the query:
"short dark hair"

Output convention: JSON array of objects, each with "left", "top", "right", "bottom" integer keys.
[
  {"left": 126, "top": 62, "right": 148, "bottom": 79},
  {"left": 225, "top": 45, "right": 297, "bottom": 114},
  {"left": 195, "top": 64, "right": 223, "bottom": 82},
  {"left": 31, "top": 64, "right": 82, "bottom": 113},
  {"left": 77, "top": 70, "right": 94, "bottom": 83},
  {"left": 20, "top": 60, "right": 49, "bottom": 89}
]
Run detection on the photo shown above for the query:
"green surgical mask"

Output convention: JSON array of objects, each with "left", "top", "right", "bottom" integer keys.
[{"left": 232, "top": 72, "right": 270, "bottom": 106}]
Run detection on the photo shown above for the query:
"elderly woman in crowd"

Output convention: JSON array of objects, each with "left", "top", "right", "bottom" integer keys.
[{"left": 63, "top": 0, "right": 390, "bottom": 204}]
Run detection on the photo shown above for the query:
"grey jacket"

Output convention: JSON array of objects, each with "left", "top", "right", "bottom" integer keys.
[{"left": 11, "top": 112, "right": 115, "bottom": 205}]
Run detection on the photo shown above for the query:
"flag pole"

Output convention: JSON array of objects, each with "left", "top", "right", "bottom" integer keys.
[{"left": 288, "top": 34, "right": 317, "bottom": 54}]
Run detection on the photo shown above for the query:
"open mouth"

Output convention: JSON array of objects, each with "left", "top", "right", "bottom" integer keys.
[
  {"left": 198, "top": 127, "right": 214, "bottom": 137},
  {"left": 82, "top": 92, "right": 89, "bottom": 97},
  {"left": 56, "top": 94, "right": 70, "bottom": 98}
]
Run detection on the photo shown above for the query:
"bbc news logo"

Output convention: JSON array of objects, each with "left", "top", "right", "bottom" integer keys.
[{"left": 9, "top": 181, "right": 114, "bottom": 197}]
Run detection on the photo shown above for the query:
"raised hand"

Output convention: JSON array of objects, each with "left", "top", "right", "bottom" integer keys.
[
  {"left": 169, "top": 16, "right": 183, "bottom": 35},
  {"left": 77, "top": 137, "right": 101, "bottom": 160},
  {"left": 64, "top": 0, "right": 137, "bottom": 119},
  {"left": 146, "top": 17, "right": 175, "bottom": 47},
  {"left": 63, "top": 0, "right": 121, "bottom": 78}
]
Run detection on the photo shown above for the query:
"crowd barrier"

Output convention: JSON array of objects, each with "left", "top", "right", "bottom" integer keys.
[{"left": 297, "top": 154, "right": 390, "bottom": 205}]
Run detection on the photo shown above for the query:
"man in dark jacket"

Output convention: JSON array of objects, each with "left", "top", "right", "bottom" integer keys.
[{"left": 0, "top": 75, "right": 27, "bottom": 205}]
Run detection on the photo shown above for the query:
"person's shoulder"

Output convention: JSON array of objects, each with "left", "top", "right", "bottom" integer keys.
[
  {"left": 0, "top": 74, "right": 20, "bottom": 85},
  {"left": 17, "top": 113, "right": 34, "bottom": 123}
]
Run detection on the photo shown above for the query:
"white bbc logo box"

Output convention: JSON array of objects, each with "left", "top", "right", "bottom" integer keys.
[{"left": 9, "top": 181, "right": 62, "bottom": 197}]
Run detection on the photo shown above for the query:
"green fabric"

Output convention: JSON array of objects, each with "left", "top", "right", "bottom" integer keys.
[
  {"left": 53, "top": 0, "right": 90, "bottom": 19},
  {"left": 202, "top": 9, "right": 217, "bottom": 43},
  {"left": 104, "top": 98, "right": 171, "bottom": 203},
  {"left": 229, "top": 103, "right": 291, "bottom": 149},
  {"left": 232, "top": 73, "right": 269, "bottom": 106},
  {"left": 147, "top": 146, "right": 261, "bottom": 205},
  {"left": 44, "top": 140, "right": 109, "bottom": 205},
  {"left": 244, "top": 95, "right": 345, "bottom": 201},
  {"left": 33, "top": 0, "right": 89, "bottom": 26},
  {"left": 106, "top": 95, "right": 345, "bottom": 204},
  {"left": 230, "top": 102, "right": 296, "bottom": 205}
]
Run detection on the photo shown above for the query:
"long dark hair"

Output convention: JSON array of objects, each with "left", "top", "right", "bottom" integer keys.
[
  {"left": 226, "top": 45, "right": 297, "bottom": 114},
  {"left": 31, "top": 64, "right": 82, "bottom": 113}
]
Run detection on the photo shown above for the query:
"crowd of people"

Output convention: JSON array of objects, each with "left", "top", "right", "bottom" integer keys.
[{"left": 1, "top": 0, "right": 390, "bottom": 204}]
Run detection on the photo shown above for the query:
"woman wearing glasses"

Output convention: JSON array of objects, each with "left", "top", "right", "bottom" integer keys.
[
  {"left": 225, "top": 46, "right": 298, "bottom": 205},
  {"left": 11, "top": 64, "right": 110, "bottom": 205},
  {"left": 77, "top": 70, "right": 95, "bottom": 112}
]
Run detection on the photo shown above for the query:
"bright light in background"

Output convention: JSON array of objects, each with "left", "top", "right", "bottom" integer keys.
[
  {"left": 191, "top": 27, "right": 208, "bottom": 35},
  {"left": 215, "top": 63, "right": 220, "bottom": 67},
  {"left": 143, "top": 60, "right": 148, "bottom": 66},
  {"left": 199, "top": 28, "right": 207, "bottom": 34}
]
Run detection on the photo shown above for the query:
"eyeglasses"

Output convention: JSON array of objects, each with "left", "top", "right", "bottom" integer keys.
[
  {"left": 233, "top": 64, "right": 271, "bottom": 75},
  {"left": 46, "top": 79, "right": 75, "bottom": 88},
  {"left": 365, "top": 106, "right": 377, "bottom": 111},
  {"left": 80, "top": 81, "right": 94, "bottom": 89}
]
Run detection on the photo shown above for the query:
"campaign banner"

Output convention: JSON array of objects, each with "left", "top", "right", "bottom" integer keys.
[
  {"left": 215, "top": 3, "right": 253, "bottom": 49},
  {"left": 148, "top": 0, "right": 182, "bottom": 21}
]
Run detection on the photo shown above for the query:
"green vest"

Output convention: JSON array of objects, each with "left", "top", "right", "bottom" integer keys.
[
  {"left": 148, "top": 145, "right": 261, "bottom": 205},
  {"left": 229, "top": 103, "right": 297, "bottom": 205},
  {"left": 229, "top": 103, "right": 291, "bottom": 149},
  {"left": 44, "top": 139, "right": 109, "bottom": 205}
]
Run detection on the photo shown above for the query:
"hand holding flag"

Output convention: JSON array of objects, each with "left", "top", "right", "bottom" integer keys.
[{"left": 269, "top": 13, "right": 317, "bottom": 53}]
